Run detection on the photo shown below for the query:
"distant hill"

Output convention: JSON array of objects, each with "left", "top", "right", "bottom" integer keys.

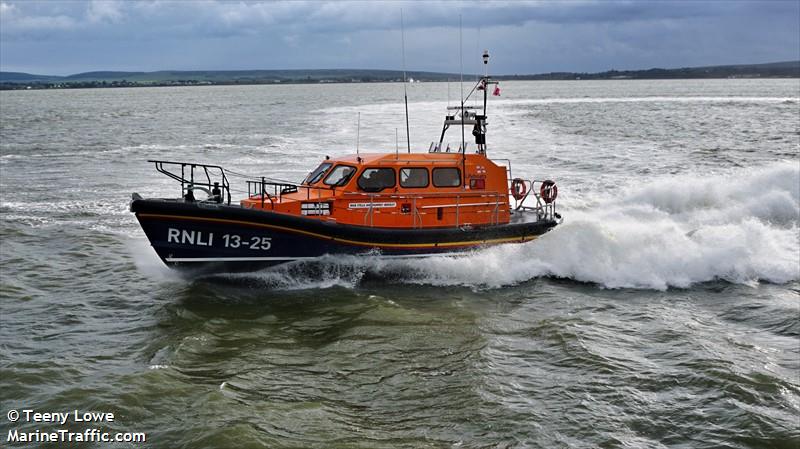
[
  {"left": 500, "top": 61, "right": 800, "bottom": 80},
  {"left": 0, "top": 71, "right": 62, "bottom": 82},
  {"left": 1, "top": 61, "right": 798, "bottom": 89},
  {"left": 0, "top": 69, "right": 462, "bottom": 84},
  {"left": 63, "top": 71, "right": 147, "bottom": 81}
]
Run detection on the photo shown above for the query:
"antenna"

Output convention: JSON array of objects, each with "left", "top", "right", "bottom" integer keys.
[
  {"left": 356, "top": 112, "right": 361, "bottom": 157},
  {"left": 475, "top": 26, "right": 481, "bottom": 108},
  {"left": 395, "top": 127, "right": 399, "bottom": 158},
  {"left": 401, "top": 9, "right": 411, "bottom": 154},
  {"left": 459, "top": 14, "right": 466, "bottom": 186}
]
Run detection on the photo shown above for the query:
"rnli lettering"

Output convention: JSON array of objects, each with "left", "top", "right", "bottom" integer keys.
[
  {"left": 166, "top": 228, "right": 272, "bottom": 251},
  {"left": 167, "top": 228, "right": 213, "bottom": 246},
  {"left": 348, "top": 202, "right": 396, "bottom": 209}
]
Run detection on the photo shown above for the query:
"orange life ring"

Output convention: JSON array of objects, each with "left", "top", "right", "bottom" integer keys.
[
  {"left": 511, "top": 178, "right": 527, "bottom": 200},
  {"left": 540, "top": 180, "right": 557, "bottom": 204}
]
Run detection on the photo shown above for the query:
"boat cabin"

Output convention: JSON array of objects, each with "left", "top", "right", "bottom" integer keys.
[{"left": 240, "top": 151, "right": 511, "bottom": 229}]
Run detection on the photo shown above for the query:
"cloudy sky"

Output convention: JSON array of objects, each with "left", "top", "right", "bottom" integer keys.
[{"left": 1, "top": 0, "right": 798, "bottom": 76}]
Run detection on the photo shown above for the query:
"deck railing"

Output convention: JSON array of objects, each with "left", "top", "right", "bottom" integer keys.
[
  {"left": 245, "top": 178, "right": 331, "bottom": 209},
  {"left": 149, "top": 159, "right": 231, "bottom": 205},
  {"left": 510, "top": 178, "right": 558, "bottom": 222}
]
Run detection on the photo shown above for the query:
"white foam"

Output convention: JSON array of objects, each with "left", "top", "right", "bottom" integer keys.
[
  {"left": 622, "top": 162, "right": 800, "bottom": 226},
  {"left": 398, "top": 161, "right": 800, "bottom": 290},
  {"left": 215, "top": 257, "right": 368, "bottom": 290},
  {"left": 499, "top": 96, "right": 799, "bottom": 105},
  {"left": 127, "top": 238, "right": 185, "bottom": 283},
  {"left": 317, "top": 96, "right": 799, "bottom": 116}
]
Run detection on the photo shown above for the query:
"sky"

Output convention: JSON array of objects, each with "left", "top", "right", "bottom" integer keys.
[{"left": 0, "top": 0, "right": 798, "bottom": 76}]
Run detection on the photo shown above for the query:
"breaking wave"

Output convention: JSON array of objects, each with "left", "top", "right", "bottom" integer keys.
[{"left": 203, "top": 161, "right": 799, "bottom": 291}]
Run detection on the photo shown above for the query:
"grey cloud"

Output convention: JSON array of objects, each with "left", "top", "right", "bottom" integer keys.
[
  {"left": 0, "top": 1, "right": 742, "bottom": 39},
  {"left": 0, "top": 0, "right": 797, "bottom": 75}
]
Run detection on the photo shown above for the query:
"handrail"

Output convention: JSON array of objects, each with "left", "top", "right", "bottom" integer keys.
[
  {"left": 417, "top": 201, "right": 503, "bottom": 209},
  {"left": 245, "top": 178, "right": 337, "bottom": 209},
  {"left": 340, "top": 190, "right": 500, "bottom": 199},
  {"left": 149, "top": 159, "right": 231, "bottom": 205},
  {"left": 492, "top": 158, "right": 513, "bottom": 185},
  {"left": 372, "top": 159, "right": 470, "bottom": 165}
]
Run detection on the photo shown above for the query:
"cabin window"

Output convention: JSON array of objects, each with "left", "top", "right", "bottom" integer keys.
[
  {"left": 357, "top": 168, "right": 395, "bottom": 192},
  {"left": 399, "top": 167, "right": 429, "bottom": 188},
  {"left": 432, "top": 167, "right": 461, "bottom": 187},
  {"left": 469, "top": 178, "right": 485, "bottom": 190},
  {"left": 304, "top": 162, "right": 332, "bottom": 185},
  {"left": 323, "top": 165, "right": 356, "bottom": 186}
]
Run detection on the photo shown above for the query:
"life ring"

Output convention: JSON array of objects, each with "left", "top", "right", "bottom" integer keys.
[
  {"left": 511, "top": 178, "right": 527, "bottom": 200},
  {"left": 540, "top": 180, "right": 557, "bottom": 204}
]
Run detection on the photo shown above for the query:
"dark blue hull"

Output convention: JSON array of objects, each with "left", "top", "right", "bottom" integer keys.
[{"left": 131, "top": 197, "right": 557, "bottom": 272}]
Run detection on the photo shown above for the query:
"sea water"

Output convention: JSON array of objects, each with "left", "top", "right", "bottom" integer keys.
[{"left": 1, "top": 80, "right": 798, "bottom": 448}]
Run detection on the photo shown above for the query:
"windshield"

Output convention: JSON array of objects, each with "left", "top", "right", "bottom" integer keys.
[
  {"left": 303, "top": 162, "right": 332, "bottom": 185},
  {"left": 323, "top": 165, "right": 356, "bottom": 186}
]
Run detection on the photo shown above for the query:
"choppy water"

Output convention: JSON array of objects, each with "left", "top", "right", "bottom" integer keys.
[{"left": 1, "top": 79, "right": 799, "bottom": 448}]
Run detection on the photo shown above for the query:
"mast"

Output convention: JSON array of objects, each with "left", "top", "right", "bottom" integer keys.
[
  {"left": 482, "top": 49, "right": 488, "bottom": 117},
  {"left": 401, "top": 10, "right": 411, "bottom": 154},
  {"left": 435, "top": 50, "right": 491, "bottom": 157},
  {"left": 481, "top": 49, "right": 489, "bottom": 155}
]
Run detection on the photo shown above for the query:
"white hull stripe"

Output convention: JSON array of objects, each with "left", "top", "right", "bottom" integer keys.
[{"left": 165, "top": 254, "right": 462, "bottom": 263}]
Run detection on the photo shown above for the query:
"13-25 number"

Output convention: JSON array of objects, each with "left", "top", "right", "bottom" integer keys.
[{"left": 222, "top": 234, "right": 271, "bottom": 250}]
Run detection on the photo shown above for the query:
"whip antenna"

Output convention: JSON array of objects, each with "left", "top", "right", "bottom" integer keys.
[
  {"left": 356, "top": 112, "right": 360, "bottom": 157},
  {"left": 459, "top": 14, "right": 466, "bottom": 184},
  {"left": 401, "top": 9, "right": 411, "bottom": 154}
]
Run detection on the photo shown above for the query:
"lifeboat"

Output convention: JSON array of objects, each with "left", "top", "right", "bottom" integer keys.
[{"left": 130, "top": 61, "right": 562, "bottom": 272}]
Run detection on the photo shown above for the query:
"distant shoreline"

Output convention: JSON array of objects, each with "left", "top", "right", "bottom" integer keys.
[
  {"left": 3, "top": 77, "right": 800, "bottom": 92},
  {"left": 2, "top": 61, "right": 798, "bottom": 90}
]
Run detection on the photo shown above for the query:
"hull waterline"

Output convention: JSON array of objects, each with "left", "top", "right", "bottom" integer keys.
[{"left": 131, "top": 198, "right": 558, "bottom": 272}]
